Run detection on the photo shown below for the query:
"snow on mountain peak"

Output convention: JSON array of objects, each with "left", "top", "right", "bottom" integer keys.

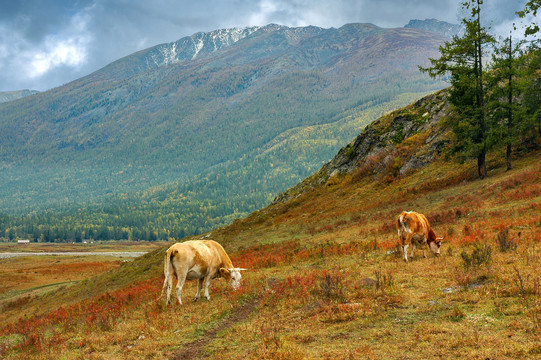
[{"left": 144, "top": 24, "right": 320, "bottom": 69}]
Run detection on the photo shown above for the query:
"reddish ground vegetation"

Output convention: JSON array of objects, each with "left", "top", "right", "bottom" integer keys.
[{"left": 0, "top": 157, "right": 539, "bottom": 359}]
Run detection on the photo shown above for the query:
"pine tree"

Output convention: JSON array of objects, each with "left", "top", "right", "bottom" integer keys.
[
  {"left": 520, "top": 48, "right": 541, "bottom": 148},
  {"left": 515, "top": 1, "right": 541, "bottom": 149},
  {"left": 516, "top": 0, "right": 540, "bottom": 36},
  {"left": 420, "top": 0, "right": 495, "bottom": 178},
  {"left": 487, "top": 36, "right": 525, "bottom": 171}
]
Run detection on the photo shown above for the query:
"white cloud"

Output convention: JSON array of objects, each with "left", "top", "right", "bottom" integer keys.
[
  {"left": 248, "top": 0, "right": 279, "bottom": 26},
  {"left": 136, "top": 37, "right": 150, "bottom": 50},
  {"left": 29, "top": 37, "right": 89, "bottom": 77},
  {"left": 30, "top": 11, "right": 92, "bottom": 78}
]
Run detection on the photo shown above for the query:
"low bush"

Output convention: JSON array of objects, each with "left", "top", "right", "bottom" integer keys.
[
  {"left": 460, "top": 242, "right": 492, "bottom": 269},
  {"left": 497, "top": 228, "right": 517, "bottom": 252}
]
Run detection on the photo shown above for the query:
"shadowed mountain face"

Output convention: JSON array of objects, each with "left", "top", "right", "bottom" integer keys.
[{"left": 0, "top": 22, "right": 449, "bottom": 222}]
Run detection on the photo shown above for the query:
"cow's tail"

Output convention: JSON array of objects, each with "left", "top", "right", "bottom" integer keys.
[
  {"left": 397, "top": 213, "right": 408, "bottom": 236},
  {"left": 166, "top": 249, "right": 177, "bottom": 273},
  {"left": 159, "top": 249, "right": 177, "bottom": 300}
]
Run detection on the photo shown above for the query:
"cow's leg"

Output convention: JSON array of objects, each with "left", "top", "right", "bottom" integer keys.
[
  {"left": 399, "top": 234, "right": 408, "bottom": 262},
  {"left": 194, "top": 278, "right": 204, "bottom": 302},
  {"left": 403, "top": 233, "right": 415, "bottom": 262},
  {"left": 403, "top": 244, "right": 409, "bottom": 262},
  {"left": 174, "top": 268, "right": 188, "bottom": 305},
  {"left": 202, "top": 275, "right": 212, "bottom": 300},
  {"left": 175, "top": 277, "right": 186, "bottom": 305}
]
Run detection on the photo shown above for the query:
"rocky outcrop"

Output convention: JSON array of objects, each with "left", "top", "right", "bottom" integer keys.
[
  {"left": 273, "top": 89, "right": 453, "bottom": 203},
  {"left": 405, "top": 19, "right": 463, "bottom": 38}
]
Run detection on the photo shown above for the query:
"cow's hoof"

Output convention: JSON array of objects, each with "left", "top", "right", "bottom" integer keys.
[{"left": 193, "top": 297, "right": 199, "bottom": 302}]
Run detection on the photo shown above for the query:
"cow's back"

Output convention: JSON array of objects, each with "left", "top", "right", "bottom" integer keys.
[
  {"left": 167, "top": 242, "right": 196, "bottom": 270},
  {"left": 168, "top": 240, "right": 231, "bottom": 271},
  {"left": 416, "top": 213, "right": 430, "bottom": 233},
  {"left": 398, "top": 211, "right": 429, "bottom": 234}
]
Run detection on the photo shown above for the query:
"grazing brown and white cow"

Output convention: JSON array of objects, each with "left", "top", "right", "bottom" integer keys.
[
  {"left": 160, "top": 240, "right": 245, "bottom": 305},
  {"left": 397, "top": 211, "right": 442, "bottom": 262}
]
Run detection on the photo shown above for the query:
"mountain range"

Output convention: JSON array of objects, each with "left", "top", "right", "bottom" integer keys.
[{"left": 0, "top": 19, "right": 455, "bottom": 239}]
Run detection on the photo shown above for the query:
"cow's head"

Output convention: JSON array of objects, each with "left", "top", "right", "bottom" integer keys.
[
  {"left": 428, "top": 229, "right": 443, "bottom": 257},
  {"left": 219, "top": 268, "right": 246, "bottom": 290}
]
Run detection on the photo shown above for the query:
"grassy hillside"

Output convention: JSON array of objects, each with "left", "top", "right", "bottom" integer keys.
[{"left": 1, "top": 92, "right": 539, "bottom": 359}]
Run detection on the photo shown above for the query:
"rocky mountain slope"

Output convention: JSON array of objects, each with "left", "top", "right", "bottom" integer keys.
[{"left": 0, "top": 21, "right": 452, "bottom": 236}]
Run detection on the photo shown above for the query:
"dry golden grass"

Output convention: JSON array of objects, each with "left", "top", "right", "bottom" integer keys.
[{"left": 0, "top": 155, "right": 539, "bottom": 359}]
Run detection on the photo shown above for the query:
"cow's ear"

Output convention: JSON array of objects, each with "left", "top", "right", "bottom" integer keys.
[
  {"left": 428, "top": 229, "right": 437, "bottom": 243},
  {"left": 219, "top": 268, "right": 230, "bottom": 277}
]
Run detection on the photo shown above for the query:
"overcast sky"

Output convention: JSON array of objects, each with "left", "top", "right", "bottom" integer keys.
[{"left": 0, "top": 0, "right": 534, "bottom": 92}]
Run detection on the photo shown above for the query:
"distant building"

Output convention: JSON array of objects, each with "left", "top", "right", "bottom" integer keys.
[{"left": 17, "top": 239, "right": 30, "bottom": 244}]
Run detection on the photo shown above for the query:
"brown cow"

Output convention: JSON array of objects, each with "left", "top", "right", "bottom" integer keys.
[
  {"left": 160, "top": 240, "right": 245, "bottom": 305},
  {"left": 397, "top": 211, "right": 442, "bottom": 262}
]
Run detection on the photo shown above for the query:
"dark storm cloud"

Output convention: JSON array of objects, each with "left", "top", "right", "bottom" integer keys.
[
  {"left": 0, "top": 0, "right": 531, "bottom": 92},
  {"left": 0, "top": 1, "right": 94, "bottom": 43}
]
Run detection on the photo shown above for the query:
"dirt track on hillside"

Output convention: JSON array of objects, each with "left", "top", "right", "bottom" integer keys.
[{"left": 170, "top": 296, "right": 260, "bottom": 359}]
